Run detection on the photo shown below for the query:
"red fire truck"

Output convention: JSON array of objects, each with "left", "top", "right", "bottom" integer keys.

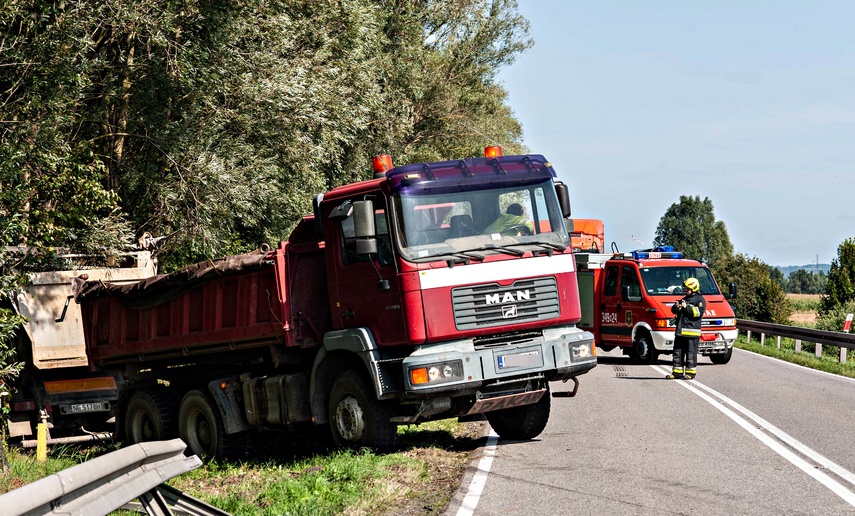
[
  {"left": 23, "top": 147, "right": 597, "bottom": 458},
  {"left": 575, "top": 245, "right": 737, "bottom": 365}
]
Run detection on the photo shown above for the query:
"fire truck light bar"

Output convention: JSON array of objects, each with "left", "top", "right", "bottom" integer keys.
[{"left": 631, "top": 246, "right": 683, "bottom": 260}]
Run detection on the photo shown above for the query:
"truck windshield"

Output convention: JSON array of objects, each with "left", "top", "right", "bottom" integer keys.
[
  {"left": 391, "top": 177, "right": 570, "bottom": 262},
  {"left": 639, "top": 266, "right": 721, "bottom": 296}
]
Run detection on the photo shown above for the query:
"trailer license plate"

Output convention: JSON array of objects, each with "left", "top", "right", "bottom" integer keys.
[
  {"left": 498, "top": 351, "right": 541, "bottom": 369},
  {"left": 65, "top": 402, "right": 109, "bottom": 414}
]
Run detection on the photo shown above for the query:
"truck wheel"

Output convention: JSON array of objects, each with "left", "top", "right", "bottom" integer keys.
[
  {"left": 328, "top": 370, "right": 396, "bottom": 453},
  {"left": 124, "top": 388, "right": 176, "bottom": 444},
  {"left": 485, "top": 387, "right": 551, "bottom": 440},
  {"left": 631, "top": 332, "right": 658, "bottom": 365},
  {"left": 710, "top": 347, "right": 733, "bottom": 364},
  {"left": 179, "top": 390, "right": 225, "bottom": 461}
]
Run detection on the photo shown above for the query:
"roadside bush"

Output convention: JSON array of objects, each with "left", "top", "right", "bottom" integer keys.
[{"left": 815, "top": 300, "right": 855, "bottom": 333}]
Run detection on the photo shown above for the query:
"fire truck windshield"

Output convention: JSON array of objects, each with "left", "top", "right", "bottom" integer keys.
[
  {"left": 391, "top": 177, "right": 569, "bottom": 262},
  {"left": 639, "top": 266, "right": 720, "bottom": 296}
]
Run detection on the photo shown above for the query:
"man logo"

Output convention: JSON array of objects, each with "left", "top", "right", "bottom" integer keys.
[
  {"left": 485, "top": 290, "right": 530, "bottom": 305},
  {"left": 502, "top": 305, "right": 518, "bottom": 318}
]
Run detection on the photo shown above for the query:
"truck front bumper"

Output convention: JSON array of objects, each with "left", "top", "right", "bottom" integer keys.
[
  {"left": 649, "top": 328, "right": 738, "bottom": 354},
  {"left": 401, "top": 325, "right": 597, "bottom": 397}
]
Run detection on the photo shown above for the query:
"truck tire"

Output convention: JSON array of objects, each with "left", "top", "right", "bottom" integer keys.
[
  {"left": 631, "top": 331, "right": 658, "bottom": 365},
  {"left": 179, "top": 390, "right": 226, "bottom": 461},
  {"left": 124, "top": 387, "right": 176, "bottom": 444},
  {"left": 710, "top": 347, "right": 733, "bottom": 364},
  {"left": 328, "top": 370, "right": 396, "bottom": 453},
  {"left": 485, "top": 386, "right": 551, "bottom": 440}
]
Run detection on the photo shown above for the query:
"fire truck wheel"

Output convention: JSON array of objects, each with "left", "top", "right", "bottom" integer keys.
[
  {"left": 124, "top": 387, "right": 176, "bottom": 444},
  {"left": 710, "top": 347, "right": 733, "bottom": 364},
  {"left": 485, "top": 386, "right": 551, "bottom": 440},
  {"left": 179, "top": 390, "right": 225, "bottom": 461},
  {"left": 631, "top": 332, "right": 658, "bottom": 365},
  {"left": 328, "top": 370, "right": 396, "bottom": 453}
]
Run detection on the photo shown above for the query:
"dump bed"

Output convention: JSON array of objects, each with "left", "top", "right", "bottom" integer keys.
[{"left": 13, "top": 252, "right": 157, "bottom": 369}]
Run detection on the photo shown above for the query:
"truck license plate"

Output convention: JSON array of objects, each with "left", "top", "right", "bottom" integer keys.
[
  {"left": 699, "top": 341, "right": 725, "bottom": 350},
  {"left": 64, "top": 402, "right": 109, "bottom": 414},
  {"left": 498, "top": 350, "right": 541, "bottom": 369}
]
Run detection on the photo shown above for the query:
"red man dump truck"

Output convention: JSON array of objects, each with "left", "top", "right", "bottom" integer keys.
[
  {"left": 574, "top": 244, "right": 737, "bottom": 365},
  {"left": 38, "top": 148, "right": 596, "bottom": 458}
]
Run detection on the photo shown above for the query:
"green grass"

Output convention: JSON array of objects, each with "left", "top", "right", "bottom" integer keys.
[
  {"left": 170, "top": 449, "right": 422, "bottom": 515},
  {"left": 1, "top": 420, "right": 477, "bottom": 515},
  {"left": 736, "top": 334, "right": 855, "bottom": 379}
]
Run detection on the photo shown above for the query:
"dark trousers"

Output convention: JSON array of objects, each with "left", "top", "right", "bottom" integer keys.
[{"left": 673, "top": 335, "right": 699, "bottom": 374}]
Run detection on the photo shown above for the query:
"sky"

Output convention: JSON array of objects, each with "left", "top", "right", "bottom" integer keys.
[{"left": 498, "top": 1, "right": 855, "bottom": 267}]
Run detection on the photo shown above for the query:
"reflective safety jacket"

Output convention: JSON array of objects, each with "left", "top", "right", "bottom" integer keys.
[
  {"left": 672, "top": 291, "right": 705, "bottom": 338},
  {"left": 482, "top": 213, "right": 534, "bottom": 235}
]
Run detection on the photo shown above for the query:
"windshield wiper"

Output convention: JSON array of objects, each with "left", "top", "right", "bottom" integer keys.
[
  {"left": 501, "top": 242, "right": 567, "bottom": 256},
  {"left": 470, "top": 244, "right": 525, "bottom": 257},
  {"left": 535, "top": 242, "right": 567, "bottom": 252},
  {"left": 410, "top": 252, "right": 485, "bottom": 264}
]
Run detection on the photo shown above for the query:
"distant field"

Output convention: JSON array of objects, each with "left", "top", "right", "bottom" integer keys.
[{"left": 787, "top": 293, "right": 821, "bottom": 325}]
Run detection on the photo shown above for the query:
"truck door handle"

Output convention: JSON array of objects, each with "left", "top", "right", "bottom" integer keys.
[{"left": 341, "top": 308, "right": 355, "bottom": 319}]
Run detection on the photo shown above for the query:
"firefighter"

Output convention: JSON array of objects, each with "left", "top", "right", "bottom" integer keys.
[
  {"left": 482, "top": 203, "right": 533, "bottom": 235},
  {"left": 666, "top": 277, "right": 705, "bottom": 380}
]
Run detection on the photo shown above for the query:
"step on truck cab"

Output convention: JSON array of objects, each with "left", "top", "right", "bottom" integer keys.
[
  {"left": 72, "top": 147, "right": 597, "bottom": 458},
  {"left": 575, "top": 246, "right": 737, "bottom": 364}
]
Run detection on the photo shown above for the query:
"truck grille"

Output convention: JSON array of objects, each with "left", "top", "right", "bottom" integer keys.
[{"left": 452, "top": 277, "right": 559, "bottom": 330}]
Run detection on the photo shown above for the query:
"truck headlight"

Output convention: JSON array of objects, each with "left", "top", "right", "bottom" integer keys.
[
  {"left": 409, "top": 360, "right": 463, "bottom": 386},
  {"left": 721, "top": 318, "right": 736, "bottom": 327},
  {"left": 571, "top": 342, "right": 594, "bottom": 360}
]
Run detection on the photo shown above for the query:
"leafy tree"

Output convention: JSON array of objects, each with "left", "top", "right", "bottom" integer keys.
[
  {"left": 768, "top": 266, "right": 787, "bottom": 291},
  {"left": 653, "top": 196, "right": 733, "bottom": 267},
  {"left": 786, "top": 269, "right": 827, "bottom": 295},
  {"left": 820, "top": 238, "right": 855, "bottom": 315},
  {"left": 0, "top": 2, "right": 130, "bottom": 256},
  {"left": 0, "top": 218, "right": 26, "bottom": 473},
  {"left": 3, "top": 0, "right": 533, "bottom": 270},
  {"left": 713, "top": 254, "right": 792, "bottom": 324}
]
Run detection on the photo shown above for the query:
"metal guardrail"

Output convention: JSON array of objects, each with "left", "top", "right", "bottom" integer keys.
[
  {"left": 0, "top": 438, "right": 230, "bottom": 516},
  {"left": 737, "top": 319, "right": 855, "bottom": 363}
]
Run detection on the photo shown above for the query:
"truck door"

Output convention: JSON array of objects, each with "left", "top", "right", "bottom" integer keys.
[
  {"left": 619, "top": 265, "right": 646, "bottom": 343},
  {"left": 330, "top": 197, "right": 407, "bottom": 346},
  {"left": 599, "top": 265, "right": 624, "bottom": 347},
  {"left": 600, "top": 264, "right": 643, "bottom": 348}
]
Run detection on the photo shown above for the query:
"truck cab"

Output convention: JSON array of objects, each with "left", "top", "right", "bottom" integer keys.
[{"left": 576, "top": 247, "right": 737, "bottom": 364}]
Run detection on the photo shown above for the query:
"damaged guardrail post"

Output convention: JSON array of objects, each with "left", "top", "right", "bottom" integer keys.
[{"left": 0, "top": 438, "right": 230, "bottom": 516}]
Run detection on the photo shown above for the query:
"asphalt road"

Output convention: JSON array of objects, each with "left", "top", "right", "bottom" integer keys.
[{"left": 447, "top": 348, "right": 855, "bottom": 515}]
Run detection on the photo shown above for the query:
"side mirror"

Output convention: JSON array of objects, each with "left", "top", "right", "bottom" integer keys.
[
  {"left": 329, "top": 199, "right": 353, "bottom": 220},
  {"left": 353, "top": 200, "right": 378, "bottom": 255},
  {"left": 312, "top": 194, "right": 325, "bottom": 237},
  {"left": 622, "top": 285, "right": 641, "bottom": 303},
  {"left": 554, "top": 181, "right": 571, "bottom": 218},
  {"left": 728, "top": 282, "right": 738, "bottom": 300}
]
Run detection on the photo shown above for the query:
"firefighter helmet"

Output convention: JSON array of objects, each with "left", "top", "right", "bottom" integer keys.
[{"left": 683, "top": 277, "right": 700, "bottom": 292}]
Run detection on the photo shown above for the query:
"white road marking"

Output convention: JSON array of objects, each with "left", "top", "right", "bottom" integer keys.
[
  {"left": 737, "top": 347, "right": 855, "bottom": 383},
  {"left": 456, "top": 430, "right": 499, "bottom": 516},
  {"left": 651, "top": 364, "right": 855, "bottom": 507}
]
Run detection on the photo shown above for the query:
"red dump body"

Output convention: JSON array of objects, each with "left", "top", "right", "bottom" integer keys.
[{"left": 75, "top": 240, "right": 329, "bottom": 368}]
